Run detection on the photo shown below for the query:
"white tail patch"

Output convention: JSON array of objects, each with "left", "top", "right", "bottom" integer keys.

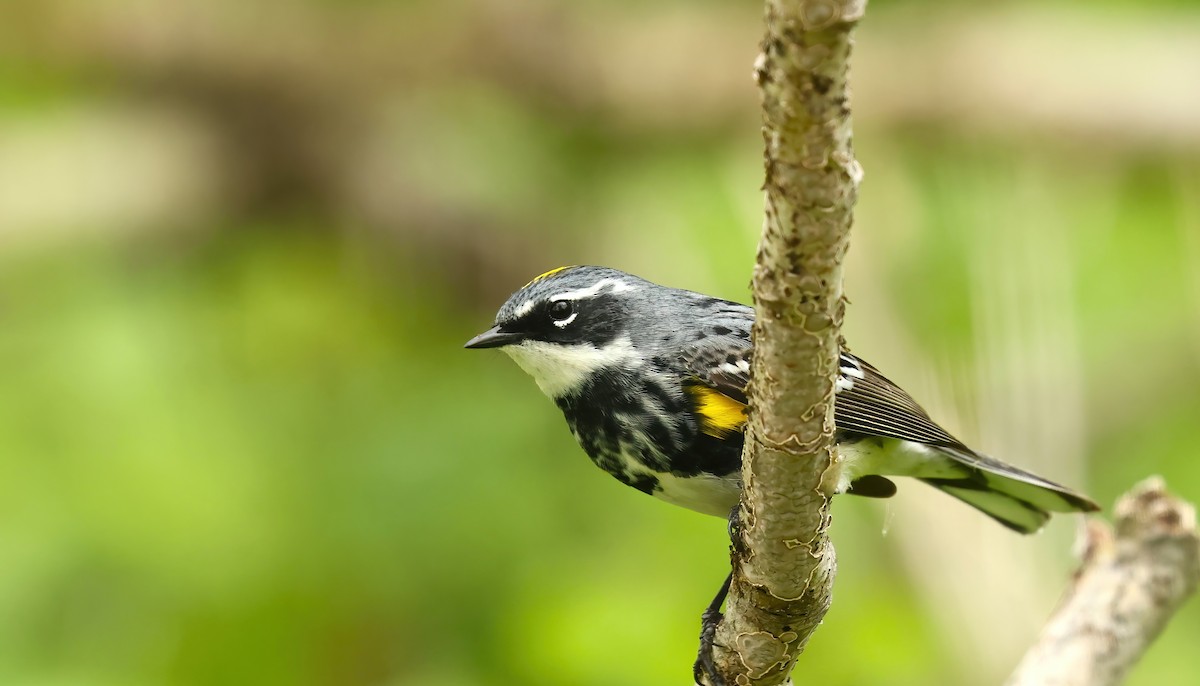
[
  {"left": 935, "top": 486, "right": 1049, "bottom": 533},
  {"left": 977, "top": 470, "right": 1086, "bottom": 514}
]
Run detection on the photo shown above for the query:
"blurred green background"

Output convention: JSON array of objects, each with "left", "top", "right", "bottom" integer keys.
[{"left": 1, "top": 0, "right": 1198, "bottom": 684}]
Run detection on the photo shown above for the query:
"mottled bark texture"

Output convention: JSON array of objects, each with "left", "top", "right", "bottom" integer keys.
[
  {"left": 704, "top": 1, "right": 865, "bottom": 684},
  {"left": 1006, "top": 477, "right": 1200, "bottom": 686}
]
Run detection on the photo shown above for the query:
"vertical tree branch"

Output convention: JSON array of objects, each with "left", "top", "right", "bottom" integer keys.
[
  {"left": 707, "top": 1, "right": 865, "bottom": 684},
  {"left": 1006, "top": 477, "right": 1200, "bottom": 686}
]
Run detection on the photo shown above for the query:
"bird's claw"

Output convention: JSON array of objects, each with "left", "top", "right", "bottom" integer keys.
[{"left": 693, "top": 605, "right": 727, "bottom": 686}]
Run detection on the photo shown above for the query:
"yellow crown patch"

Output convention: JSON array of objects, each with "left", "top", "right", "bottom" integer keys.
[{"left": 525, "top": 266, "right": 576, "bottom": 287}]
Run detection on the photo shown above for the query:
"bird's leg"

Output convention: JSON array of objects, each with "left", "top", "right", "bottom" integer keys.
[
  {"left": 694, "top": 504, "right": 741, "bottom": 686},
  {"left": 693, "top": 572, "right": 731, "bottom": 686}
]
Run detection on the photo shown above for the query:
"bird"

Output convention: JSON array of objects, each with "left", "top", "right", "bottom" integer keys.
[
  {"left": 465, "top": 265, "right": 1099, "bottom": 685},
  {"left": 465, "top": 265, "right": 1098, "bottom": 532}
]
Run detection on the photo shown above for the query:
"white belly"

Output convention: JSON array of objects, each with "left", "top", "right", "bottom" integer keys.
[
  {"left": 833, "top": 438, "right": 962, "bottom": 492},
  {"left": 610, "top": 438, "right": 959, "bottom": 518},
  {"left": 603, "top": 442, "right": 742, "bottom": 518},
  {"left": 651, "top": 471, "right": 742, "bottom": 517}
]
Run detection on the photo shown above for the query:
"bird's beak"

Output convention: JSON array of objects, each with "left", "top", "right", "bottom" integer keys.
[{"left": 464, "top": 325, "right": 524, "bottom": 349}]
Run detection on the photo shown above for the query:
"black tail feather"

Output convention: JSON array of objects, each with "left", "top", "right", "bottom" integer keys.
[{"left": 921, "top": 477, "right": 1051, "bottom": 534}]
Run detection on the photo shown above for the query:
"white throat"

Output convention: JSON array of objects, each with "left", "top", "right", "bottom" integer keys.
[{"left": 504, "top": 337, "right": 641, "bottom": 397}]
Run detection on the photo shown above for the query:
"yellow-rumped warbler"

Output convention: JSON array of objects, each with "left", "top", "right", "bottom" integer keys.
[
  {"left": 466, "top": 265, "right": 1098, "bottom": 531},
  {"left": 466, "top": 265, "right": 1099, "bottom": 685}
]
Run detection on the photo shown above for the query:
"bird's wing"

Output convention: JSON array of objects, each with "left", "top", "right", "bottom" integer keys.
[
  {"left": 678, "top": 336, "right": 753, "bottom": 438},
  {"left": 681, "top": 341, "right": 966, "bottom": 450},
  {"left": 680, "top": 340, "right": 915, "bottom": 497},
  {"left": 680, "top": 337, "right": 752, "bottom": 404},
  {"left": 833, "top": 352, "right": 966, "bottom": 449}
]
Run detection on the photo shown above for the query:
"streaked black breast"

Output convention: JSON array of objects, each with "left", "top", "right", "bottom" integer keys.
[{"left": 554, "top": 366, "right": 742, "bottom": 489}]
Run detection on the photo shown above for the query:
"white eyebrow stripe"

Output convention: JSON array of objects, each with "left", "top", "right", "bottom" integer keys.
[
  {"left": 552, "top": 312, "right": 578, "bottom": 328},
  {"left": 513, "top": 299, "right": 536, "bottom": 317},
  {"left": 550, "top": 278, "right": 634, "bottom": 302}
]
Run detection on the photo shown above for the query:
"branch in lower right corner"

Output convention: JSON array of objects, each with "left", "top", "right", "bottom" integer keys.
[{"left": 1006, "top": 476, "right": 1200, "bottom": 686}]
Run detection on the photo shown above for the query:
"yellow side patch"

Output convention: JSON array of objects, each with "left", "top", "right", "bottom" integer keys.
[
  {"left": 525, "top": 266, "right": 576, "bottom": 287},
  {"left": 687, "top": 385, "right": 748, "bottom": 438}
]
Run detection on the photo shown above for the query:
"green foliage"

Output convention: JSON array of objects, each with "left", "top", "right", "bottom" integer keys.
[{"left": 1, "top": 0, "right": 1197, "bottom": 684}]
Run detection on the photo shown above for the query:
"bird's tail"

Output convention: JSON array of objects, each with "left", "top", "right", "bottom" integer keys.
[{"left": 921, "top": 448, "right": 1100, "bottom": 534}]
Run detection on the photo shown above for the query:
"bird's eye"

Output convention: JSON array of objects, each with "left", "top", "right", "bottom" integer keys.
[{"left": 549, "top": 300, "right": 574, "bottom": 321}]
